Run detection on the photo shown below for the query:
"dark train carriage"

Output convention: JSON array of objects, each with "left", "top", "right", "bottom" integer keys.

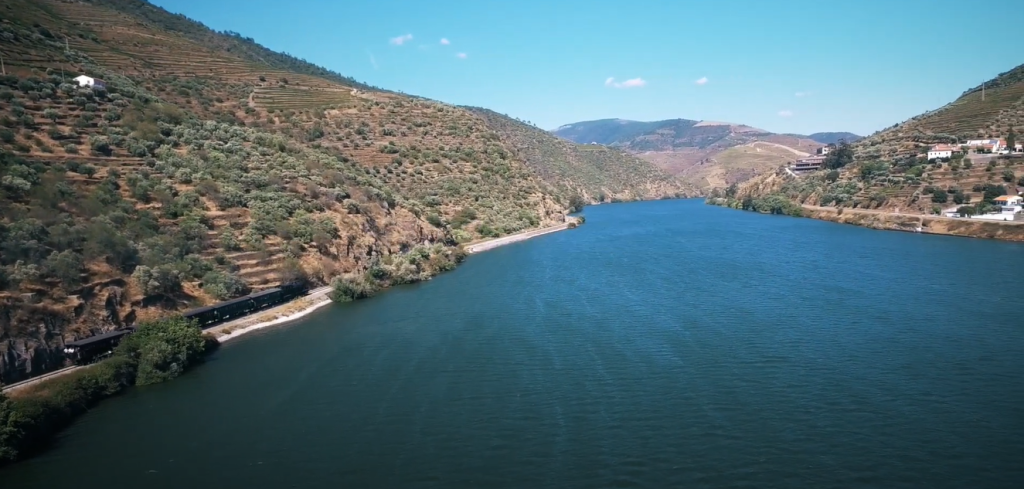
[
  {"left": 214, "top": 295, "right": 258, "bottom": 321},
  {"left": 249, "top": 287, "right": 283, "bottom": 309},
  {"left": 280, "top": 281, "right": 309, "bottom": 300},
  {"left": 183, "top": 304, "right": 221, "bottom": 328},
  {"left": 64, "top": 328, "right": 135, "bottom": 365},
  {"left": 182, "top": 282, "right": 310, "bottom": 329}
]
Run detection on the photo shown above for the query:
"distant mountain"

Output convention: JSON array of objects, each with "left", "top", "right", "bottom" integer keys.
[
  {"left": 854, "top": 62, "right": 1024, "bottom": 160},
  {"left": 552, "top": 118, "right": 821, "bottom": 191},
  {"left": 801, "top": 132, "right": 862, "bottom": 144},
  {"left": 553, "top": 118, "right": 769, "bottom": 151}
]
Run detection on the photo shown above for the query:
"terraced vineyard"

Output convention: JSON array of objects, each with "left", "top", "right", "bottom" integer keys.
[
  {"left": 0, "top": 0, "right": 687, "bottom": 385},
  {"left": 855, "top": 63, "right": 1024, "bottom": 160}
]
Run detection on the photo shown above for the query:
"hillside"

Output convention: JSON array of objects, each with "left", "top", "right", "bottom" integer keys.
[
  {"left": 799, "top": 132, "right": 862, "bottom": 144},
  {"left": 0, "top": 0, "right": 685, "bottom": 384},
  {"left": 553, "top": 118, "right": 821, "bottom": 191},
  {"left": 708, "top": 65, "right": 1024, "bottom": 232},
  {"left": 468, "top": 110, "right": 693, "bottom": 202},
  {"left": 855, "top": 63, "right": 1024, "bottom": 160}
]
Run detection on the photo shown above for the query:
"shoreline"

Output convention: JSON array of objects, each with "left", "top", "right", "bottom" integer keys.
[
  {"left": 465, "top": 217, "right": 581, "bottom": 254},
  {"left": 706, "top": 198, "right": 1024, "bottom": 242},
  {"left": 212, "top": 295, "right": 335, "bottom": 342}
]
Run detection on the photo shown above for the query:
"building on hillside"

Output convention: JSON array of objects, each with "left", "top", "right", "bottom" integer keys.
[
  {"left": 993, "top": 195, "right": 1023, "bottom": 214},
  {"left": 816, "top": 146, "right": 831, "bottom": 155},
  {"left": 964, "top": 139, "right": 1001, "bottom": 152},
  {"left": 1016, "top": 186, "right": 1024, "bottom": 196},
  {"left": 792, "top": 156, "right": 825, "bottom": 172},
  {"left": 73, "top": 75, "right": 106, "bottom": 90},
  {"left": 927, "top": 144, "right": 957, "bottom": 160},
  {"left": 1015, "top": 143, "right": 1023, "bottom": 152}
]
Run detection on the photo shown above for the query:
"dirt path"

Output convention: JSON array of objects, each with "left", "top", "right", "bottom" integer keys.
[
  {"left": 465, "top": 218, "right": 580, "bottom": 254},
  {"left": 748, "top": 141, "right": 810, "bottom": 157}
]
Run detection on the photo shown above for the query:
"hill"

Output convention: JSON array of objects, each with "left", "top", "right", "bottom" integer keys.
[
  {"left": 553, "top": 118, "right": 821, "bottom": 192},
  {"left": 707, "top": 64, "right": 1024, "bottom": 234},
  {"left": 469, "top": 110, "right": 693, "bottom": 202},
  {"left": 854, "top": 63, "right": 1024, "bottom": 160},
  {"left": 0, "top": 0, "right": 685, "bottom": 384},
  {"left": 799, "top": 132, "right": 862, "bottom": 144}
]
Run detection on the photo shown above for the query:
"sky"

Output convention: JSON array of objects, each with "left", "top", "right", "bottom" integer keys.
[{"left": 152, "top": 0, "right": 1022, "bottom": 136}]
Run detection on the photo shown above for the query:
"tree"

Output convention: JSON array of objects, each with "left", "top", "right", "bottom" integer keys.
[
  {"left": 1002, "top": 169, "right": 1015, "bottom": 182},
  {"left": 43, "top": 250, "right": 84, "bottom": 288},
  {"left": 826, "top": 170, "right": 840, "bottom": 182},
  {"left": 43, "top": 108, "right": 59, "bottom": 123},
  {"left": 201, "top": 270, "right": 248, "bottom": 300},
  {"left": 1008, "top": 127, "right": 1016, "bottom": 152},
  {"left": 931, "top": 189, "right": 948, "bottom": 203},
  {"left": 567, "top": 193, "right": 587, "bottom": 213},
  {"left": 953, "top": 190, "right": 968, "bottom": 205},
  {"left": 0, "top": 392, "right": 18, "bottom": 463},
  {"left": 956, "top": 205, "right": 975, "bottom": 217},
  {"left": 824, "top": 140, "right": 855, "bottom": 169},
  {"left": 859, "top": 161, "right": 888, "bottom": 181},
  {"left": 116, "top": 316, "right": 207, "bottom": 386}
]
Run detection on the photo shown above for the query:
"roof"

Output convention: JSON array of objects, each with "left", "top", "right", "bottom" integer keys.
[
  {"left": 993, "top": 195, "right": 1022, "bottom": 202},
  {"left": 930, "top": 144, "right": 956, "bottom": 151},
  {"left": 66, "top": 329, "right": 134, "bottom": 348},
  {"left": 249, "top": 287, "right": 282, "bottom": 299}
]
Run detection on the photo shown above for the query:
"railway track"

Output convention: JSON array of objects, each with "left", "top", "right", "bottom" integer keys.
[
  {"left": 1, "top": 365, "right": 82, "bottom": 394},
  {"left": 1, "top": 286, "right": 332, "bottom": 394}
]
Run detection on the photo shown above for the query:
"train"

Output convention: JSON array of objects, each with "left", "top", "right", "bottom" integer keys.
[
  {"left": 64, "top": 328, "right": 136, "bottom": 366},
  {"left": 58, "top": 282, "right": 308, "bottom": 367},
  {"left": 182, "top": 281, "right": 309, "bottom": 328}
]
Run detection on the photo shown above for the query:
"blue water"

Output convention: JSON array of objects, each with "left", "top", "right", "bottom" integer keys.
[{"left": 4, "top": 199, "right": 1023, "bottom": 488}]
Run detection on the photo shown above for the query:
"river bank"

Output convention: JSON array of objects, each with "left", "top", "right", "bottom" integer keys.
[
  {"left": 800, "top": 205, "right": 1024, "bottom": 241},
  {"left": 465, "top": 217, "right": 582, "bottom": 254},
  {"left": 705, "top": 197, "right": 1024, "bottom": 242}
]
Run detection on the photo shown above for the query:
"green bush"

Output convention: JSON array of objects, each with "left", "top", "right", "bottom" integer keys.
[
  {"left": 330, "top": 274, "right": 378, "bottom": 302},
  {"left": 0, "top": 316, "right": 211, "bottom": 465},
  {"left": 201, "top": 270, "right": 248, "bottom": 300},
  {"left": 116, "top": 317, "right": 209, "bottom": 386}
]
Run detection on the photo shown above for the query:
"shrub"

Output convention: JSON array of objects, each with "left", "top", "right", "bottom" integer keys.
[
  {"left": 116, "top": 317, "right": 209, "bottom": 386},
  {"left": 63, "top": 143, "right": 79, "bottom": 154},
  {"left": 330, "top": 274, "right": 378, "bottom": 302},
  {"left": 0, "top": 128, "right": 14, "bottom": 143},
  {"left": 1002, "top": 169, "right": 1015, "bottom": 182},
  {"left": 931, "top": 189, "right": 948, "bottom": 203},
  {"left": 201, "top": 270, "right": 248, "bottom": 300}
]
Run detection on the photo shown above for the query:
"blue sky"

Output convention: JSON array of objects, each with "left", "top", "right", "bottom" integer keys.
[{"left": 153, "top": 0, "right": 1021, "bottom": 136}]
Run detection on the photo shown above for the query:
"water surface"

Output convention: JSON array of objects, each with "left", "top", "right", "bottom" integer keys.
[{"left": 4, "top": 199, "right": 1023, "bottom": 488}]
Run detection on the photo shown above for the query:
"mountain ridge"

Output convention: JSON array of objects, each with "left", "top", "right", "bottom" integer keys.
[{"left": 552, "top": 117, "right": 828, "bottom": 191}]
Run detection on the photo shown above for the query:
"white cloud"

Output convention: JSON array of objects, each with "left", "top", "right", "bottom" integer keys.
[
  {"left": 795, "top": 91, "right": 811, "bottom": 97},
  {"left": 369, "top": 53, "right": 378, "bottom": 69},
  {"left": 778, "top": 110, "right": 794, "bottom": 117},
  {"left": 389, "top": 33, "right": 413, "bottom": 45},
  {"left": 456, "top": 52, "right": 467, "bottom": 59},
  {"left": 694, "top": 76, "right": 708, "bottom": 85},
  {"left": 605, "top": 77, "right": 646, "bottom": 89},
  {"left": 440, "top": 38, "right": 450, "bottom": 45}
]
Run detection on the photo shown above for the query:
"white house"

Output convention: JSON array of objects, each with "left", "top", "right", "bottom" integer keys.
[
  {"left": 816, "top": 146, "right": 831, "bottom": 155},
  {"left": 927, "top": 144, "right": 956, "bottom": 160},
  {"left": 964, "top": 139, "right": 1001, "bottom": 152},
  {"left": 73, "top": 75, "right": 106, "bottom": 90},
  {"left": 993, "top": 195, "right": 1023, "bottom": 214}
]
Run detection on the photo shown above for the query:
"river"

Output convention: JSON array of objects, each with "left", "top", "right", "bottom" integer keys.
[{"left": 4, "top": 199, "right": 1023, "bottom": 488}]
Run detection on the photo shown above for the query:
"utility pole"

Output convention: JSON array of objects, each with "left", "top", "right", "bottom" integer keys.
[{"left": 0, "top": 53, "right": 5, "bottom": 76}]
